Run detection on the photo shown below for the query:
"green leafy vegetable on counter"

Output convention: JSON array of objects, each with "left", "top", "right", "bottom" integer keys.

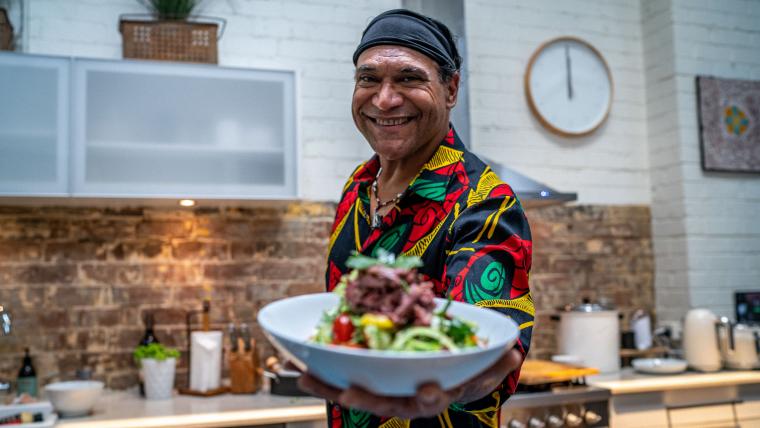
[{"left": 133, "top": 343, "right": 180, "bottom": 362}]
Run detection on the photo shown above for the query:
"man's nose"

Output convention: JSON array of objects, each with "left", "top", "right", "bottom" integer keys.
[{"left": 373, "top": 82, "right": 403, "bottom": 111}]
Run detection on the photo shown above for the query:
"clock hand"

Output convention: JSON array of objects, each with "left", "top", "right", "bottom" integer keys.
[{"left": 565, "top": 43, "right": 573, "bottom": 100}]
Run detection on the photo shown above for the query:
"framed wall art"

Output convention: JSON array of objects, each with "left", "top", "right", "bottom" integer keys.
[{"left": 697, "top": 76, "right": 760, "bottom": 173}]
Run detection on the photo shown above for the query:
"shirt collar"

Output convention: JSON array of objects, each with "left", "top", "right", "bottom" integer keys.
[{"left": 351, "top": 126, "right": 466, "bottom": 201}]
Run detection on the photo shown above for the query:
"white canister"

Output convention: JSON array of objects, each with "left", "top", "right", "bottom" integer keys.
[{"left": 556, "top": 302, "right": 620, "bottom": 373}]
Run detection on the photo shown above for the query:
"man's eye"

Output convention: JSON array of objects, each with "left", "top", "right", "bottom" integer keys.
[{"left": 358, "top": 76, "right": 376, "bottom": 83}]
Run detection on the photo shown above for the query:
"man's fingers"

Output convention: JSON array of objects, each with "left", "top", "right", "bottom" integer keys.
[
  {"left": 449, "top": 348, "right": 524, "bottom": 404},
  {"left": 502, "top": 348, "right": 524, "bottom": 373},
  {"left": 414, "top": 382, "right": 450, "bottom": 416},
  {"left": 297, "top": 373, "right": 342, "bottom": 402},
  {"left": 340, "top": 385, "right": 399, "bottom": 416}
]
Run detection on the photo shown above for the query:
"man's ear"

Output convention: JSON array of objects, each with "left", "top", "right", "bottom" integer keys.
[{"left": 446, "top": 72, "right": 460, "bottom": 109}]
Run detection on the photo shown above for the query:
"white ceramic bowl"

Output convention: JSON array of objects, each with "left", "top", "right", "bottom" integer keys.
[
  {"left": 44, "top": 380, "right": 104, "bottom": 417},
  {"left": 258, "top": 293, "right": 519, "bottom": 396},
  {"left": 632, "top": 358, "right": 688, "bottom": 375}
]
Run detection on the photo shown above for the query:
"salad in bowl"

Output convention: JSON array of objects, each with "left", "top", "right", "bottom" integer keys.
[
  {"left": 257, "top": 251, "right": 519, "bottom": 396},
  {"left": 314, "top": 251, "right": 482, "bottom": 352}
]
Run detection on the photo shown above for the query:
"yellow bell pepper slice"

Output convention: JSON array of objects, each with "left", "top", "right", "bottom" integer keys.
[{"left": 360, "top": 313, "right": 394, "bottom": 330}]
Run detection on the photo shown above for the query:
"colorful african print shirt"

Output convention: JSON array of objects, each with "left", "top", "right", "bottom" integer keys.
[{"left": 324, "top": 127, "right": 534, "bottom": 428}]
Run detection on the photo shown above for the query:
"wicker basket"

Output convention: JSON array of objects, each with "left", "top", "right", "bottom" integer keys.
[
  {"left": 0, "top": 7, "right": 13, "bottom": 51},
  {"left": 120, "top": 18, "right": 219, "bottom": 64}
]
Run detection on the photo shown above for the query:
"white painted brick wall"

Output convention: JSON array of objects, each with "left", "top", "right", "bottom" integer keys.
[
  {"left": 673, "top": 0, "right": 760, "bottom": 319},
  {"left": 465, "top": 0, "right": 651, "bottom": 205},
  {"left": 644, "top": 0, "right": 760, "bottom": 322}
]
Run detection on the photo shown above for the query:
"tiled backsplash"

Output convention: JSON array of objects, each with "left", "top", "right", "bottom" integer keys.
[{"left": 0, "top": 203, "right": 653, "bottom": 388}]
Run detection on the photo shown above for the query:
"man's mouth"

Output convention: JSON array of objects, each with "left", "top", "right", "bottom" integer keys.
[{"left": 366, "top": 114, "right": 415, "bottom": 127}]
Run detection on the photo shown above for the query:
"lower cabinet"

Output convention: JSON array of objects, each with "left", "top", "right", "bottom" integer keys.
[
  {"left": 667, "top": 403, "right": 737, "bottom": 427},
  {"left": 610, "top": 384, "right": 760, "bottom": 428}
]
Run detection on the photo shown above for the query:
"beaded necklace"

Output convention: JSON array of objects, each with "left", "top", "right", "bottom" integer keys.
[{"left": 370, "top": 167, "right": 403, "bottom": 228}]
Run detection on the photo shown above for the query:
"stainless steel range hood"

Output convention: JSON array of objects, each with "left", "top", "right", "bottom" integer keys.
[{"left": 479, "top": 157, "right": 578, "bottom": 209}]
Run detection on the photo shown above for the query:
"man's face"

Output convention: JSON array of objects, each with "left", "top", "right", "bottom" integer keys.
[{"left": 352, "top": 45, "right": 459, "bottom": 161}]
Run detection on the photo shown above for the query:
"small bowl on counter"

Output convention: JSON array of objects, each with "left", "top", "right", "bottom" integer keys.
[
  {"left": 632, "top": 358, "right": 688, "bottom": 375},
  {"left": 44, "top": 380, "right": 104, "bottom": 418}
]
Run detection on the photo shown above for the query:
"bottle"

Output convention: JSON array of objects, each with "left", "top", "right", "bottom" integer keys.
[
  {"left": 16, "top": 348, "right": 37, "bottom": 397},
  {"left": 138, "top": 313, "right": 160, "bottom": 396},
  {"left": 140, "top": 313, "right": 159, "bottom": 346}
]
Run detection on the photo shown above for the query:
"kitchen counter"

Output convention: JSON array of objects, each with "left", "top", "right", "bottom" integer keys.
[
  {"left": 588, "top": 368, "right": 760, "bottom": 395},
  {"left": 56, "top": 390, "right": 325, "bottom": 428}
]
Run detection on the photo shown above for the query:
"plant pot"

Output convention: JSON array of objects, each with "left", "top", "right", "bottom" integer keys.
[
  {"left": 119, "top": 15, "right": 225, "bottom": 64},
  {"left": 141, "top": 358, "right": 176, "bottom": 400}
]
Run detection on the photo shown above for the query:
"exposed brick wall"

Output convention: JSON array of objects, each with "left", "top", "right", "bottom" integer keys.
[
  {"left": 0, "top": 203, "right": 334, "bottom": 389},
  {"left": 0, "top": 203, "right": 653, "bottom": 388},
  {"left": 528, "top": 205, "right": 654, "bottom": 360}
]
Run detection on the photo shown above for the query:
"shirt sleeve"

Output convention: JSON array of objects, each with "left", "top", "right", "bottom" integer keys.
[{"left": 443, "top": 190, "right": 533, "bottom": 418}]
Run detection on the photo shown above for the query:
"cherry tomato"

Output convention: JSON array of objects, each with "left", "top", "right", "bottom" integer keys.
[{"left": 332, "top": 314, "right": 355, "bottom": 344}]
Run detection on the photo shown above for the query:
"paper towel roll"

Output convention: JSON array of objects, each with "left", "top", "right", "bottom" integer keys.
[{"left": 190, "top": 331, "right": 222, "bottom": 392}]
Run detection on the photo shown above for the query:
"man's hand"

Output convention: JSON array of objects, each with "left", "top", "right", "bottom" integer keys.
[{"left": 298, "top": 348, "right": 523, "bottom": 419}]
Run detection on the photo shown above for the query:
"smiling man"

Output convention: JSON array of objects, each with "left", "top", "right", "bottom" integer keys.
[{"left": 298, "top": 9, "right": 534, "bottom": 428}]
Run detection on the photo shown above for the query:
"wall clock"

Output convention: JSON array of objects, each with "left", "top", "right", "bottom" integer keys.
[{"left": 524, "top": 36, "right": 613, "bottom": 137}]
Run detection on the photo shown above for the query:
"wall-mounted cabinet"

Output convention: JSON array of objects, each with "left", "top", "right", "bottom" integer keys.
[
  {"left": 0, "top": 52, "right": 298, "bottom": 200},
  {"left": 0, "top": 54, "right": 70, "bottom": 196}
]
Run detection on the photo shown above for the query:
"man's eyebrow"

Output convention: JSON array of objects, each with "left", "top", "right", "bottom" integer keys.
[
  {"left": 356, "top": 65, "right": 376, "bottom": 73},
  {"left": 400, "top": 66, "right": 428, "bottom": 75}
]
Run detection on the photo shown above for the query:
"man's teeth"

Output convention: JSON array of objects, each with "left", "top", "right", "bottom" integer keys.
[{"left": 375, "top": 117, "right": 410, "bottom": 126}]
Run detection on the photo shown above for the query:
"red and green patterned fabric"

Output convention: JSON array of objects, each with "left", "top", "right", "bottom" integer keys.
[{"left": 324, "top": 127, "right": 534, "bottom": 428}]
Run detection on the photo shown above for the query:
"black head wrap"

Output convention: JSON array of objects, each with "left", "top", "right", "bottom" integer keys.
[{"left": 352, "top": 9, "right": 461, "bottom": 72}]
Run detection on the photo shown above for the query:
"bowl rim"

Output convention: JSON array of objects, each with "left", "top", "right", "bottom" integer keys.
[
  {"left": 258, "top": 292, "right": 519, "bottom": 360},
  {"left": 44, "top": 380, "right": 105, "bottom": 391}
]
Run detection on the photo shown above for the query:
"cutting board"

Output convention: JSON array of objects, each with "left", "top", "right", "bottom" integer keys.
[{"left": 519, "top": 359, "right": 599, "bottom": 385}]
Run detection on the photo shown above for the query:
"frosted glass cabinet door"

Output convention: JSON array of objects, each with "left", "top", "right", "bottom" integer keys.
[
  {"left": 71, "top": 59, "right": 297, "bottom": 199},
  {"left": 0, "top": 53, "right": 69, "bottom": 196}
]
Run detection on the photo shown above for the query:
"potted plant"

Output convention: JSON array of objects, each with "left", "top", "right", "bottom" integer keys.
[
  {"left": 119, "top": 0, "right": 225, "bottom": 64},
  {"left": 134, "top": 343, "right": 180, "bottom": 400}
]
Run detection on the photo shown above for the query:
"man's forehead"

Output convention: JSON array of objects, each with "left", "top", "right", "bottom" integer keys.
[{"left": 355, "top": 45, "right": 438, "bottom": 70}]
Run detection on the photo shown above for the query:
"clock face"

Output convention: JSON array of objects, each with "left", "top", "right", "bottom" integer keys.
[{"left": 525, "top": 37, "right": 613, "bottom": 137}]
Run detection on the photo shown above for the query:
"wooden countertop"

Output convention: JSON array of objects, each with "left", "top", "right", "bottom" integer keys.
[
  {"left": 56, "top": 390, "right": 325, "bottom": 428},
  {"left": 588, "top": 369, "right": 760, "bottom": 395}
]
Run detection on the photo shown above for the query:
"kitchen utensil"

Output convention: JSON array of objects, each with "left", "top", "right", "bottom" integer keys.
[
  {"left": 228, "top": 325, "right": 262, "bottom": 394},
  {"left": 621, "top": 330, "right": 636, "bottom": 349},
  {"left": 555, "top": 299, "right": 621, "bottom": 373},
  {"left": 43, "top": 380, "right": 103, "bottom": 418},
  {"left": 519, "top": 359, "right": 599, "bottom": 385},
  {"left": 631, "top": 309, "right": 653, "bottom": 350},
  {"left": 0, "top": 305, "right": 10, "bottom": 336},
  {"left": 631, "top": 358, "right": 687, "bottom": 374},
  {"left": 717, "top": 319, "right": 760, "bottom": 370},
  {"left": 683, "top": 308, "right": 722, "bottom": 372},
  {"left": 257, "top": 293, "right": 519, "bottom": 396}
]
